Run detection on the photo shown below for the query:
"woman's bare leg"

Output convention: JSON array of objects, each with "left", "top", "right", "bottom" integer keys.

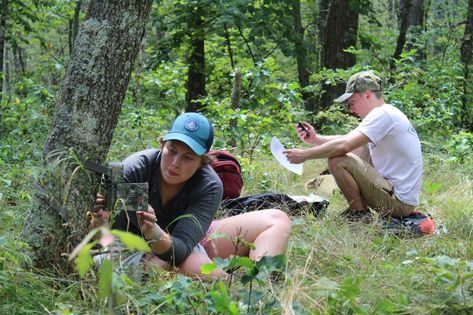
[
  {"left": 145, "top": 252, "right": 227, "bottom": 279},
  {"left": 206, "top": 209, "right": 291, "bottom": 261}
]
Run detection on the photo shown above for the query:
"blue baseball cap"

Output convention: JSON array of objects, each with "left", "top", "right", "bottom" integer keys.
[{"left": 163, "top": 112, "right": 214, "bottom": 155}]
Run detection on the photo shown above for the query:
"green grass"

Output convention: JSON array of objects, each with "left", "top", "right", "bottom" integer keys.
[{"left": 1, "top": 152, "right": 472, "bottom": 314}]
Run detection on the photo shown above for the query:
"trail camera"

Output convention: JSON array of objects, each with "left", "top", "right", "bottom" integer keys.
[
  {"left": 104, "top": 162, "right": 149, "bottom": 212},
  {"left": 85, "top": 160, "right": 148, "bottom": 212}
]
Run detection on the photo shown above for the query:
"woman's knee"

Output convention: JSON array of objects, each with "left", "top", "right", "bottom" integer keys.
[{"left": 265, "top": 209, "right": 291, "bottom": 234}]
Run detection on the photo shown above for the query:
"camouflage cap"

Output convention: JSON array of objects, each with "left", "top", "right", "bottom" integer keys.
[{"left": 334, "top": 71, "right": 382, "bottom": 103}]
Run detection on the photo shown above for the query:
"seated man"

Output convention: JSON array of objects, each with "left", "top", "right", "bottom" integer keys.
[{"left": 284, "top": 70, "right": 422, "bottom": 219}]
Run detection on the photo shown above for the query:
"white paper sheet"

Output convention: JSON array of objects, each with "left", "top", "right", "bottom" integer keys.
[
  {"left": 270, "top": 136, "right": 303, "bottom": 175},
  {"left": 289, "top": 193, "right": 328, "bottom": 203}
]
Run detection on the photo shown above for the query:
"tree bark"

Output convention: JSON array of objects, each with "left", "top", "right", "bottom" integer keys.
[
  {"left": 21, "top": 0, "right": 152, "bottom": 270},
  {"left": 292, "top": 0, "right": 314, "bottom": 112},
  {"left": 461, "top": 0, "right": 473, "bottom": 131},
  {"left": 185, "top": 4, "right": 206, "bottom": 112},
  {"left": 319, "top": 0, "right": 358, "bottom": 111}
]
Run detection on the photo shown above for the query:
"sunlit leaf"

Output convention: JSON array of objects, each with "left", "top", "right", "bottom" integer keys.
[
  {"left": 200, "top": 261, "right": 217, "bottom": 275},
  {"left": 75, "top": 242, "right": 96, "bottom": 278},
  {"left": 111, "top": 230, "right": 150, "bottom": 252},
  {"left": 98, "top": 260, "right": 113, "bottom": 299}
]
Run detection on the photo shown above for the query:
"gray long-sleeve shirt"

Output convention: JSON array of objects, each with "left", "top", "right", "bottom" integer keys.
[{"left": 112, "top": 149, "right": 223, "bottom": 266}]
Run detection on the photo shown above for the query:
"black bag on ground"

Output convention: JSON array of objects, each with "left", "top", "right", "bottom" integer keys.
[{"left": 220, "top": 192, "right": 329, "bottom": 217}]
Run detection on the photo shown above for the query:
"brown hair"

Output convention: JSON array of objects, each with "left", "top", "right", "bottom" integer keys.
[
  {"left": 158, "top": 136, "right": 215, "bottom": 166},
  {"left": 373, "top": 91, "right": 383, "bottom": 99}
]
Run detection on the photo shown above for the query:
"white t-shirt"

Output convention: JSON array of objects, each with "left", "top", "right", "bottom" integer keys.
[{"left": 355, "top": 104, "right": 422, "bottom": 206}]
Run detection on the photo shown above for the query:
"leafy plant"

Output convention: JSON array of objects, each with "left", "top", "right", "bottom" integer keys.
[
  {"left": 68, "top": 226, "right": 150, "bottom": 312},
  {"left": 447, "top": 131, "right": 473, "bottom": 163}
]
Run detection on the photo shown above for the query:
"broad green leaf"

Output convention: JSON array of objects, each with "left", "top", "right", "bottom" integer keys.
[
  {"left": 228, "top": 302, "right": 240, "bottom": 315},
  {"left": 200, "top": 261, "right": 217, "bottom": 275},
  {"left": 98, "top": 260, "right": 113, "bottom": 299},
  {"left": 111, "top": 230, "right": 151, "bottom": 252},
  {"left": 75, "top": 242, "right": 96, "bottom": 278}
]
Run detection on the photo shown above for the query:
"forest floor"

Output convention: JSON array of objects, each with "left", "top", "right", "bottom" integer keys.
[{"left": 1, "top": 151, "right": 472, "bottom": 314}]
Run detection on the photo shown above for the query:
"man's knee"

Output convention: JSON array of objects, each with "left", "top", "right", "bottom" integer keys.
[{"left": 328, "top": 154, "right": 349, "bottom": 172}]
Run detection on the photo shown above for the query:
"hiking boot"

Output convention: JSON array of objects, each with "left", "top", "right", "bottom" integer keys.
[{"left": 341, "top": 208, "right": 373, "bottom": 223}]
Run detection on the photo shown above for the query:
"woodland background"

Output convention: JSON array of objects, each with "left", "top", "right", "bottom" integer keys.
[{"left": 1, "top": 0, "right": 473, "bottom": 314}]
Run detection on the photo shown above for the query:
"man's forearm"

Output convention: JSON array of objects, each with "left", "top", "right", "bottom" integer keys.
[
  {"left": 313, "top": 134, "right": 343, "bottom": 146},
  {"left": 306, "top": 137, "right": 351, "bottom": 159}
]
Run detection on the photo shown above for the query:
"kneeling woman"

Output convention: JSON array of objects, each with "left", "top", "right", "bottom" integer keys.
[{"left": 95, "top": 112, "right": 291, "bottom": 278}]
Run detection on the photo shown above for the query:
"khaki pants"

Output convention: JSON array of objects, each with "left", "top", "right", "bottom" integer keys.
[{"left": 341, "top": 153, "right": 414, "bottom": 218}]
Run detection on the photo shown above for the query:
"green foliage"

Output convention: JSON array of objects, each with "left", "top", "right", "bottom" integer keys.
[
  {"left": 447, "top": 131, "right": 473, "bottom": 163},
  {"left": 1, "top": 0, "right": 473, "bottom": 313},
  {"left": 422, "top": 255, "right": 473, "bottom": 311}
]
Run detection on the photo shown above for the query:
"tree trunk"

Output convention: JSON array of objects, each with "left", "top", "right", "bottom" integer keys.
[
  {"left": 406, "top": 0, "right": 425, "bottom": 59},
  {"left": 391, "top": 0, "right": 425, "bottom": 68},
  {"left": 21, "top": 0, "right": 152, "bottom": 271},
  {"left": 69, "top": 0, "right": 83, "bottom": 55},
  {"left": 185, "top": 4, "right": 206, "bottom": 112},
  {"left": 461, "top": 0, "right": 473, "bottom": 131},
  {"left": 317, "top": 0, "right": 329, "bottom": 68},
  {"left": 0, "top": 0, "right": 8, "bottom": 102},
  {"left": 292, "top": 0, "right": 314, "bottom": 113},
  {"left": 319, "top": 0, "right": 358, "bottom": 111},
  {"left": 227, "top": 68, "right": 241, "bottom": 149}
]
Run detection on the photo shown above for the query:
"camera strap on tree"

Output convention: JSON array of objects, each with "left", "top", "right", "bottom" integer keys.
[{"left": 82, "top": 160, "right": 111, "bottom": 178}]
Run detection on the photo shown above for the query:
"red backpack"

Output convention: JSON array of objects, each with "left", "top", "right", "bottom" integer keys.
[{"left": 209, "top": 150, "right": 243, "bottom": 199}]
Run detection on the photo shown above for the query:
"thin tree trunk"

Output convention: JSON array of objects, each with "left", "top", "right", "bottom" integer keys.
[
  {"left": 227, "top": 68, "right": 241, "bottom": 149},
  {"left": 0, "top": 0, "right": 8, "bottom": 102},
  {"left": 69, "top": 0, "right": 83, "bottom": 55},
  {"left": 185, "top": 4, "right": 206, "bottom": 112},
  {"left": 292, "top": 0, "right": 314, "bottom": 113},
  {"left": 405, "top": 0, "right": 425, "bottom": 59},
  {"left": 391, "top": 0, "right": 411, "bottom": 69},
  {"left": 223, "top": 23, "right": 235, "bottom": 70},
  {"left": 391, "top": 0, "right": 425, "bottom": 68},
  {"left": 12, "top": 38, "right": 26, "bottom": 75},
  {"left": 318, "top": 0, "right": 329, "bottom": 68},
  {"left": 461, "top": 0, "right": 473, "bottom": 131},
  {"left": 319, "top": 0, "right": 358, "bottom": 111},
  {"left": 21, "top": 0, "right": 152, "bottom": 270}
]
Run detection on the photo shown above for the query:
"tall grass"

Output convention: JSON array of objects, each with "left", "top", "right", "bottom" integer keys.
[{"left": 1, "top": 152, "right": 472, "bottom": 314}]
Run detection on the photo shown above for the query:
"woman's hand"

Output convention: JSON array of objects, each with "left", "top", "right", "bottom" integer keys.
[
  {"left": 137, "top": 205, "right": 160, "bottom": 240},
  {"left": 88, "top": 193, "right": 111, "bottom": 228},
  {"left": 297, "top": 121, "right": 317, "bottom": 145}
]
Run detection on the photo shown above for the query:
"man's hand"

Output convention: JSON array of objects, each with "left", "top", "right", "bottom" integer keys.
[
  {"left": 137, "top": 205, "right": 160, "bottom": 240},
  {"left": 297, "top": 121, "right": 316, "bottom": 145},
  {"left": 283, "top": 148, "right": 308, "bottom": 164}
]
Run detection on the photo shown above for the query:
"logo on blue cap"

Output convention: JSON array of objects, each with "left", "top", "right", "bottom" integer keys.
[{"left": 184, "top": 119, "right": 199, "bottom": 131}]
